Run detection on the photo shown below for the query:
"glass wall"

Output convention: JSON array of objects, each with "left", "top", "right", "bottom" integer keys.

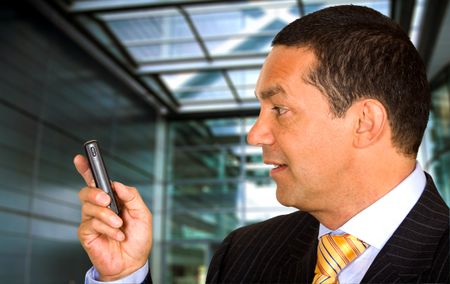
[
  {"left": 0, "top": 3, "right": 157, "bottom": 284},
  {"left": 162, "top": 117, "right": 294, "bottom": 283},
  {"left": 421, "top": 67, "right": 450, "bottom": 205}
]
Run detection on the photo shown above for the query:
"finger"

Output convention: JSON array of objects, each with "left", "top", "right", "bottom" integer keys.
[
  {"left": 78, "top": 219, "right": 125, "bottom": 243},
  {"left": 81, "top": 202, "right": 123, "bottom": 227},
  {"left": 73, "top": 154, "right": 95, "bottom": 187},
  {"left": 113, "top": 182, "right": 147, "bottom": 212},
  {"left": 79, "top": 187, "right": 111, "bottom": 207}
]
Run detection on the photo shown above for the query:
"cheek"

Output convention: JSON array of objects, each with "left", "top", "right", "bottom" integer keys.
[{"left": 285, "top": 123, "right": 351, "bottom": 171}]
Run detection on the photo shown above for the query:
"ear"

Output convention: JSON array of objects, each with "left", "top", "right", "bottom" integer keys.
[{"left": 353, "top": 99, "right": 387, "bottom": 149}]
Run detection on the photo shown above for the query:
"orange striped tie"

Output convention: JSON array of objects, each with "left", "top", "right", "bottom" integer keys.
[{"left": 312, "top": 233, "right": 369, "bottom": 284}]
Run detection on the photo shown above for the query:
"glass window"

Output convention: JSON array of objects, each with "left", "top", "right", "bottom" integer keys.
[
  {"left": 161, "top": 71, "right": 234, "bottom": 103},
  {"left": 188, "top": 1, "right": 299, "bottom": 56},
  {"left": 0, "top": 5, "right": 157, "bottom": 283},
  {"left": 229, "top": 69, "right": 259, "bottom": 99}
]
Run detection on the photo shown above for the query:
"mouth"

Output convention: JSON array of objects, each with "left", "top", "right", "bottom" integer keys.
[{"left": 265, "top": 161, "right": 288, "bottom": 174}]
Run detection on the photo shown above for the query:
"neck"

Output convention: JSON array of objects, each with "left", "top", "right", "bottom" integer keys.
[{"left": 312, "top": 157, "right": 416, "bottom": 230}]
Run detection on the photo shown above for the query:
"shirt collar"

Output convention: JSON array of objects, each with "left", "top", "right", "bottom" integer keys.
[{"left": 318, "top": 163, "right": 426, "bottom": 249}]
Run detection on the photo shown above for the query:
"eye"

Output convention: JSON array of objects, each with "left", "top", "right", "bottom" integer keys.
[{"left": 271, "top": 106, "right": 288, "bottom": 116}]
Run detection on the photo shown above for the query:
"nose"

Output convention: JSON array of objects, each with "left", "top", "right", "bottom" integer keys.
[{"left": 247, "top": 115, "right": 274, "bottom": 146}]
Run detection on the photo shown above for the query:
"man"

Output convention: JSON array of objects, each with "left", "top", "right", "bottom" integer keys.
[{"left": 75, "top": 5, "right": 449, "bottom": 284}]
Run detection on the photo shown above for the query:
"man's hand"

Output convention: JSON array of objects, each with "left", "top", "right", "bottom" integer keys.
[{"left": 74, "top": 154, "right": 152, "bottom": 281}]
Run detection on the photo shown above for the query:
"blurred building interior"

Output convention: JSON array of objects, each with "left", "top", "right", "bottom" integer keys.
[{"left": 0, "top": 0, "right": 449, "bottom": 283}]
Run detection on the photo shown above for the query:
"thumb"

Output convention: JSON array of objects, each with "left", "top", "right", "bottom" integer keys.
[{"left": 113, "top": 182, "right": 146, "bottom": 213}]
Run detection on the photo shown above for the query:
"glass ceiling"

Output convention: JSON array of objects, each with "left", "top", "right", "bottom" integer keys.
[{"left": 54, "top": 0, "right": 393, "bottom": 115}]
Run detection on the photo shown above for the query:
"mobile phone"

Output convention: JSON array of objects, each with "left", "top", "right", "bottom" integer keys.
[{"left": 83, "top": 140, "right": 120, "bottom": 215}]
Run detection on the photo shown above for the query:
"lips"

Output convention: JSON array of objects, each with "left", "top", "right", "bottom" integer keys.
[{"left": 265, "top": 161, "right": 288, "bottom": 175}]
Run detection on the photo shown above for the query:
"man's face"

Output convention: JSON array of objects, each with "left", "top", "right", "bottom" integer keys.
[{"left": 248, "top": 46, "right": 355, "bottom": 213}]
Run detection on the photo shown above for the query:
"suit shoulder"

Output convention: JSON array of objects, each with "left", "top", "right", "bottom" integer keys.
[
  {"left": 230, "top": 210, "right": 317, "bottom": 239},
  {"left": 207, "top": 210, "right": 319, "bottom": 283}
]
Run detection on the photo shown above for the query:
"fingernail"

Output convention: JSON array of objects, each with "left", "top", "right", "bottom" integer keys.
[{"left": 117, "top": 231, "right": 125, "bottom": 241}]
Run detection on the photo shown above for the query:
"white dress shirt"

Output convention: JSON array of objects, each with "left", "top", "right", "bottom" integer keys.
[
  {"left": 318, "top": 163, "right": 426, "bottom": 284},
  {"left": 86, "top": 163, "right": 426, "bottom": 284},
  {"left": 85, "top": 262, "right": 148, "bottom": 284}
]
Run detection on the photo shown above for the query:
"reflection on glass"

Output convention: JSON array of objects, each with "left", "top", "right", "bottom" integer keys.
[
  {"left": 162, "top": 71, "right": 234, "bottom": 102},
  {"left": 189, "top": 1, "right": 299, "bottom": 37},
  {"left": 171, "top": 148, "right": 241, "bottom": 180},
  {"left": 169, "top": 182, "right": 239, "bottom": 210},
  {"left": 0, "top": 5, "right": 157, "bottom": 282},
  {"left": 426, "top": 82, "right": 450, "bottom": 205},
  {"left": 105, "top": 11, "right": 192, "bottom": 41},
  {"left": 168, "top": 211, "right": 240, "bottom": 241},
  {"left": 166, "top": 243, "right": 210, "bottom": 284},
  {"left": 129, "top": 41, "right": 203, "bottom": 62}
]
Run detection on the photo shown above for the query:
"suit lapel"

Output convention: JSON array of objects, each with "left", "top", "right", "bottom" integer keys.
[
  {"left": 286, "top": 212, "right": 319, "bottom": 283},
  {"left": 362, "top": 174, "right": 449, "bottom": 283}
]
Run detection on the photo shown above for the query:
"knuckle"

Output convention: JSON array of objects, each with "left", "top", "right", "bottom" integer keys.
[
  {"left": 89, "top": 189, "right": 100, "bottom": 201},
  {"left": 81, "top": 203, "right": 89, "bottom": 213},
  {"left": 129, "top": 186, "right": 138, "bottom": 195},
  {"left": 78, "top": 187, "right": 87, "bottom": 200},
  {"left": 77, "top": 222, "right": 89, "bottom": 239},
  {"left": 99, "top": 208, "right": 110, "bottom": 220},
  {"left": 90, "top": 218, "right": 102, "bottom": 229}
]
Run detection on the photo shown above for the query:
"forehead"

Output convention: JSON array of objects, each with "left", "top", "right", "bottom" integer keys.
[{"left": 256, "top": 46, "right": 317, "bottom": 96}]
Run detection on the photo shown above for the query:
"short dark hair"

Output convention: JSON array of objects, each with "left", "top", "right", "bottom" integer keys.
[{"left": 272, "top": 5, "right": 430, "bottom": 157}]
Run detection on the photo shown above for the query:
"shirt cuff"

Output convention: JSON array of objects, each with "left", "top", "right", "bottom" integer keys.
[{"left": 85, "top": 261, "right": 149, "bottom": 284}]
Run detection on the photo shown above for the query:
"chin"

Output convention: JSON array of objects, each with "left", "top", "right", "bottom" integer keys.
[
  {"left": 275, "top": 184, "right": 309, "bottom": 211},
  {"left": 275, "top": 185, "right": 295, "bottom": 207}
]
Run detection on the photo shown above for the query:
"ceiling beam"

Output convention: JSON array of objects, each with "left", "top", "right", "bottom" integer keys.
[
  {"left": 137, "top": 56, "right": 265, "bottom": 74},
  {"left": 62, "top": 0, "right": 236, "bottom": 14}
]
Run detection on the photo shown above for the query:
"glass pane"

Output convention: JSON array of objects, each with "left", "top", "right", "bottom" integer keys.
[
  {"left": 244, "top": 146, "right": 270, "bottom": 178},
  {"left": 189, "top": 1, "right": 299, "bottom": 37},
  {"left": 205, "top": 119, "right": 243, "bottom": 138},
  {"left": 205, "top": 34, "right": 273, "bottom": 56},
  {"left": 170, "top": 119, "right": 242, "bottom": 147},
  {"left": 165, "top": 243, "right": 211, "bottom": 284},
  {"left": 162, "top": 71, "right": 234, "bottom": 102},
  {"left": 171, "top": 147, "right": 241, "bottom": 180},
  {"left": 175, "top": 89, "right": 234, "bottom": 103},
  {"left": 303, "top": 0, "right": 390, "bottom": 16},
  {"left": 427, "top": 83, "right": 450, "bottom": 205},
  {"left": 229, "top": 69, "right": 259, "bottom": 99},
  {"left": 0, "top": 4, "right": 158, "bottom": 283},
  {"left": 189, "top": 1, "right": 299, "bottom": 56},
  {"left": 169, "top": 182, "right": 240, "bottom": 210},
  {"left": 244, "top": 179, "right": 295, "bottom": 225},
  {"left": 101, "top": 9, "right": 205, "bottom": 61},
  {"left": 128, "top": 41, "right": 203, "bottom": 61},
  {"left": 104, "top": 11, "right": 192, "bottom": 41},
  {"left": 168, "top": 211, "right": 241, "bottom": 240}
]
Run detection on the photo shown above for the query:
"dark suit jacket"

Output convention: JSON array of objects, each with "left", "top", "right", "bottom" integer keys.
[{"left": 205, "top": 174, "right": 449, "bottom": 283}]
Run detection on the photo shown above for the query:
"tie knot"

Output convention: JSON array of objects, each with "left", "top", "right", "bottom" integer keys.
[{"left": 313, "top": 233, "right": 369, "bottom": 284}]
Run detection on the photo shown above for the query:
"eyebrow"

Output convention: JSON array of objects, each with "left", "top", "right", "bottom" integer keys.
[{"left": 255, "top": 84, "right": 285, "bottom": 100}]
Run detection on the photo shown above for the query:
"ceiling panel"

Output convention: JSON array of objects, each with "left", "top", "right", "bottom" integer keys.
[
  {"left": 161, "top": 71, "right": 234, "bottom": 103},
  {"left": 48, "top": 0, "right": 408, "bottom": 116}
]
